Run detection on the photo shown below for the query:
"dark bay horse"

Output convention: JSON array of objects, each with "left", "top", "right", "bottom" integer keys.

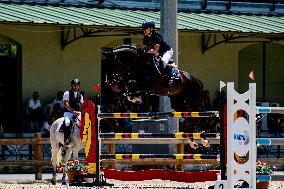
[{"left": 101, "top": 45, "right": 203, "bottom": 112}]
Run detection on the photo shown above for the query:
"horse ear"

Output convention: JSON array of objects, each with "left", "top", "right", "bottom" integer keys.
[{"left": 100, "top": 49, "right": 113, "bottom": 58}]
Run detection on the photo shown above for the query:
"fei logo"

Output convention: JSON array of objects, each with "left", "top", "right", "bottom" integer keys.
[{"left": 233, "top": 131, "right": 250, "bottom": 145}]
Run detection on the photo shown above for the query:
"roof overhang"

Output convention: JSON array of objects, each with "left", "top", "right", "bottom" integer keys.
[
  {"left": 0, "top": 3, "right": 283, "bottom": 34},
  {"left": 1, "top": 3, "right": 283, "bottom": 51}
]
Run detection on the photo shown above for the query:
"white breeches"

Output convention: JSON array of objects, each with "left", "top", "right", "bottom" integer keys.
[
  {"left": 64, "top": 112, "right": 73, "bottom": 126},
  {"left": 161, "top": 48, "right": 173, "bottom": 66}
]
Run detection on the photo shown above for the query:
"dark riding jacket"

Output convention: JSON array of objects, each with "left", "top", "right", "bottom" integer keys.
[
  {"left": 64, "top": 90, "right": 82, "bottom": 112},
  {"left": 143, "top": 31, "right": 171, "bottom": 56}
]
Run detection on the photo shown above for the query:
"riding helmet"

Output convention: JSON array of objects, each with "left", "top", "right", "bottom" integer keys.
[
  {"left": 142, "top": 20, "right": 155, "bottom": 30},
  {"left": 71, "top": 78, "right": 80, "bottom": 85}
]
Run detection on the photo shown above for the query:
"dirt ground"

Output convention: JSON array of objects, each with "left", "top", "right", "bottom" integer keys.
[
  {"left": 0, "top": 173, "right": 283, "bottom": 188},
  {"left": 0, "top": 179, "right": 284, "bottom": 189}
]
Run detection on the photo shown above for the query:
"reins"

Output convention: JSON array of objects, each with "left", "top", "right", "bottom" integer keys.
[{"left": 71, "top": 116, "right": 81, "bottom": 133}]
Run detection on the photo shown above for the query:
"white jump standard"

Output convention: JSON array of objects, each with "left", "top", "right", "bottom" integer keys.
[{"left": 215, "top": 82, "right": 257, "bottom": 189}]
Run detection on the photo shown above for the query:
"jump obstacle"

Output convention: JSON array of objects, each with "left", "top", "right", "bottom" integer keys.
[
  {"left": 80, "top": 99, "right": 222, "bottom": 185},
  {"left": 215, "top": 82, "right": 284, "bottom": 189},
  {"left": 79, "top": 82, "right": 284, "bottom": 188}
]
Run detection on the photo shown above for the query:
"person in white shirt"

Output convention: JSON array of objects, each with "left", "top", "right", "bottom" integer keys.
[
  {"left": 26, "top": 91, "right": 42, "bottom": 131},
  {"left": 61, "top": 79, "right": 84, "bottom": 145},
  {"left": 52, "top": 90, "right": 64, "bottom": 110}
]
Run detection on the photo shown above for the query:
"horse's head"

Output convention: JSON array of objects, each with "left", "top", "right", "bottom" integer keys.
[
  {"left": 101, "top": 45, "right": 148, "bottom": 97},
  {"left": 101, "top": 45, "right": 145, "bottom": 81}
]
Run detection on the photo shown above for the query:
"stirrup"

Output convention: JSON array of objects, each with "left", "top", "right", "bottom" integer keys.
[{"left": 169, "top": 78, "right": 174, "bottom": 86}]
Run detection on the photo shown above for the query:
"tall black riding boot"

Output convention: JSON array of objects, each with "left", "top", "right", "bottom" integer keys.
[
  {"left": 59, "top": 121, "right": 65, "bottom": 132},
  {"left": 64, "top": 126, "right": 71, "bottom": 145},
  {"left": 163, "top": 65, "right": 173, "bottom": 86}
]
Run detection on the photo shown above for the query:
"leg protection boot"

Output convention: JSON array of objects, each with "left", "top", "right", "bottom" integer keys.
[{"left": 64, "top": 126, "right": 71, "bottom": 145}]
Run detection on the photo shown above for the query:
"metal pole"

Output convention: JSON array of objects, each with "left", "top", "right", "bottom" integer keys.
[
  {"left": 95, "top": 106, "right": 100, "bottom": 183},
  {"left": 160, "top": 0, "right": 178, "bottom": 154},
  {"left": 160, "top": 0, "right": 178, "bottom": 64},
  {"left": 262, "top": 42, "right": 266, "bottom": 101},
  {"left": 219, "top": 90, "right": 226, "bottom": 180}
]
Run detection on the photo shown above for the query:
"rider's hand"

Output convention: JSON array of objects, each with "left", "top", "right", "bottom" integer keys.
[
  {"left": 154, "top": 56, "right": 161, "bottom": 62},
  {"left": 147, "top": 49, "right": 155, "bottom": 54},
  {"left": 73, "top": 111, "right": 80, "bottom": 116}
]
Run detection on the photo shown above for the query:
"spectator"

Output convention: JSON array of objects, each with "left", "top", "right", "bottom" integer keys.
[
  {"left": 26, "top": 91, "right": 43, "bottom": 131},
  {"left": 267, "top": 104, "right": 281, "bottom": 134},
  {"left": 267, "top": 113, "right": 280, "bottom": 134},
  {"left": 52, "top": 90, "right": 64, "bottom": 111},
  {"left": 41, "top": 115, "right": 55, "bottom": 137},
  {"left": 52, "top": 102, "right": 64, "bottom": 119},
  {"left": 43, "top": 104, "right": 53, "bottom": 120},
  {"left": 43, "top": 90, "right": 64, "bottom": 120}
]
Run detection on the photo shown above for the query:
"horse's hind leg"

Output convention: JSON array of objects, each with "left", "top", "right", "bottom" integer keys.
[
  {"left": 50, "top": 143, "right": 60, "bottom": 185},
  {"left": 62, "top": 147, "right": 72, "bottom": 184}
]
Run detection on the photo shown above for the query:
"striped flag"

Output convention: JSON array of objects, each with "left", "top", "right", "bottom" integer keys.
[
  {"left": 249, "top": 71, "right": 254, "bottom": 81},
  {"left": 93, "top": 83, "right": 100, "bottom": 93}
]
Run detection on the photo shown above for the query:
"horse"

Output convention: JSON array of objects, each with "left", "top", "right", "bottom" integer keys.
[
  {"left": 50, "top": 112, "right": 86, "bottom": 185},
  {"left": 101, "top": 45, "right": 204, "bottom": 112}
]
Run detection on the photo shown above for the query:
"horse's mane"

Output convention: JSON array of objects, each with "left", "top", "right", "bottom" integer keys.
[
  {"left": 112, "top": 45, "right": 143, "bottom": 58},
  {"left": 113, "top": 44, "right": 138, "bottom": 52}
]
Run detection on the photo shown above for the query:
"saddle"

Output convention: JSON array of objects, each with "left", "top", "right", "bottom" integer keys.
[{"left": 152, "top": 57, "right": 180, "bottom": 86}]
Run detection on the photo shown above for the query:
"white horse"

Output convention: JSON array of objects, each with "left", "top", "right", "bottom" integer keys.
[{"left": 50, "top": 113, "right": 85, "bottom": 185}]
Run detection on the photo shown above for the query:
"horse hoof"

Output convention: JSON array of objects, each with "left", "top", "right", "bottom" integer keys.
[{"left": 51, "top": 180, "right": 56, "bottom": 185}]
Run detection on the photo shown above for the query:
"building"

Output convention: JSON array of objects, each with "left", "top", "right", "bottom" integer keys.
[{"left": 0, "top": 0, "right": 283, "bottom": 132}]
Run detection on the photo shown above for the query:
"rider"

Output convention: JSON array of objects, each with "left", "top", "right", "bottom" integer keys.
[
  {"left": 62, "top": 78, "right": 84, "bottom": 145},
  {"left": 142, "top": 20, "right": 179, "bottom": 85}
]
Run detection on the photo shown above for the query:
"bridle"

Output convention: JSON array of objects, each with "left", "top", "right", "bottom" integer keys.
[
  {"left": 72, "top": 115, "right": 81, "bottom": 131},
  {"left": 113, "top": 52, "right": 133, "bottom": 81}
]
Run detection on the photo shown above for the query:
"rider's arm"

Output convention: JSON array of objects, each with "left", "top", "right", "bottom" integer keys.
[
  {"left": 64, "top": 100, "right": 80, "bottom": 115},
  {"left": 147, "top": 32, "right": 161, "bottom": 56},
  {"left": 64, "top": 100, "right": 74, "bottom": 113}
]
